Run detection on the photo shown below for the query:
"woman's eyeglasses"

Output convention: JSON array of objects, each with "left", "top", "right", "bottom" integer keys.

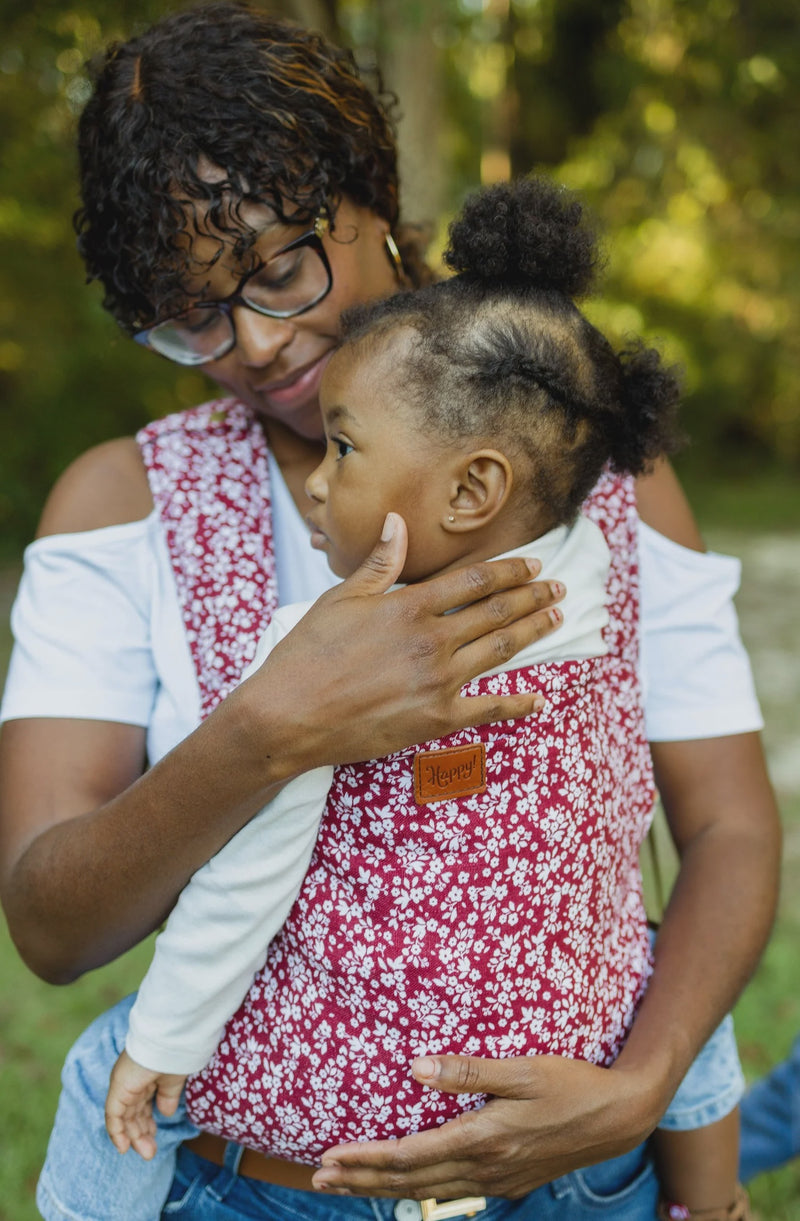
[{"left": 133, "top": 215, "right": 333, "bottom": 367}]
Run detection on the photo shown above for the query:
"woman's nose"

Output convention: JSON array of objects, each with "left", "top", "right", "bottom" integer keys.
[{"left": 232, "top": 305, "right": 294, "bottom": 367}]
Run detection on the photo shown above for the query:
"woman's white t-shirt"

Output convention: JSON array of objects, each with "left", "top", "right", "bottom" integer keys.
[{"left": 0, "top": 452, "right": 763, "bottom": 760}]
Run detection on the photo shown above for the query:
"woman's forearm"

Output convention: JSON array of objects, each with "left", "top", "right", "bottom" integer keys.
[
  {"left": 611, "top": 733, "right": 781, "bottom": 1121},
  {"left": 1, "top": 535, "right": 561, "bottom": 983},
  {"left": 0, "top": 694, "right": 291, "bottom": 983}
]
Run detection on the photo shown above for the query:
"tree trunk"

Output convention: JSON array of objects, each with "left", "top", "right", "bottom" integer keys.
[{"left": 377, "top": 0, "right": 446, "bottom": 226}]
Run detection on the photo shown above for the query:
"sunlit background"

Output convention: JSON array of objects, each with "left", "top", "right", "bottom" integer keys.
[
  {"left": 0, "top": 2, "right": 798, "bottom": 1217},
  {"left": 1, "top": 0, "right": 798, "bottom": 553}
]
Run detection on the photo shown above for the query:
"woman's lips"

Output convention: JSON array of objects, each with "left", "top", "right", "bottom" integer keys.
[{"left": 255, "top": 350, "right": 334, "bottom": 408}]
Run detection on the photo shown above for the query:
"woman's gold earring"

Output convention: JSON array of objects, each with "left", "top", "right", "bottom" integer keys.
[
  {"left": 448, "top": 515, "right": 456, "bottom": 523},
  {"left": 385, "top": 232, "right": 406, "bottom": 283}
]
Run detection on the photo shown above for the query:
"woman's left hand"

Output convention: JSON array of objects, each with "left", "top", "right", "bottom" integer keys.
[{"left": 312, "top": 1052, "right": 659, "bottom": 1200}]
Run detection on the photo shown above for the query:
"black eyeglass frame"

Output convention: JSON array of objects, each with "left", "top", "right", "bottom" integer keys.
[{"left": 132, "top": 215, "right": 333, "bottom": 365}]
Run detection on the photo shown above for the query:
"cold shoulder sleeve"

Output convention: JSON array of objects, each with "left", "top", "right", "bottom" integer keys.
[
  {"left": 638, "top": 520, "right": 763, "bottom": 742},
  {"left": 1, "top": 514, "right": 163, "bottom": 726}
]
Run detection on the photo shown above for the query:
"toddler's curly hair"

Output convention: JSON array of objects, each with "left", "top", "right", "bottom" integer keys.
[{"left": 340, "top": 176, "right": 683, "bottom": 530}]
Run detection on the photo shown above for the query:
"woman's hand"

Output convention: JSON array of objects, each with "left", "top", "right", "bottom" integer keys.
[
  {"left": 308, "top": 734, "right": 780, "bottom": 1203},
  {"left": 0, "top": 513, "right": 563, "bottom": 982},
  {"left": 312, "top": 1053, "right": 660, "bottom": 1200},
  {"left": 237, "top": 512, "right": 565, "bottom": 777}
]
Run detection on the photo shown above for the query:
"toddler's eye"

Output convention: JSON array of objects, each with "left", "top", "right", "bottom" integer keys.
[{"left": 335, "top": 438, "right": 353, "bottom": 460}]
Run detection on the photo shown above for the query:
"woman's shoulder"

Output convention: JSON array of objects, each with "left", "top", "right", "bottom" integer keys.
[
  {"left": 633, "top": 458, "right": 705, "bottom": 553},
  {"left": 36, "top": 437, "right": 153, "bottom": 539}
]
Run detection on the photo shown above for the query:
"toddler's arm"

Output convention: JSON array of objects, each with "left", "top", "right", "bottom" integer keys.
[
  {"left": 124, "top": 757, "right": 332, "bottom": 1075},
  {"left": 107, "top": 604, "right": 331, "bottom": 1150},
  {"left": 105, "top": 763, "right": 331, "bottom": 1154}
]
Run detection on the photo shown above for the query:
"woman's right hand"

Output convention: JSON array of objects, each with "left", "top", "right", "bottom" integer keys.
[
  {"left": 241, "top": 512, "right": 564, "bottom": 776},
  {"left": 0, "top": 513, "right": 562, "bottom": 983}
]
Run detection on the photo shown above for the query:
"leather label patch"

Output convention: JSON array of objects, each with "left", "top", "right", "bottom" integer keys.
[{"left": 413, "top": 742, "right": 487, "bottom": 805}]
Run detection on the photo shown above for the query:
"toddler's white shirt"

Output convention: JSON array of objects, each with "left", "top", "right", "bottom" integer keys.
[{"left": 125, "top": 517, "right": 612, "bottom": 1073}]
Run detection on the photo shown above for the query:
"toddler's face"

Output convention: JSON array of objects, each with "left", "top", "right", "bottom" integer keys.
[{"left": 304, "top": 338, "right": 458, "bottom": 582}]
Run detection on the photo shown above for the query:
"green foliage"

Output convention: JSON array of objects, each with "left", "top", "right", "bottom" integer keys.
[
  {"left": 2, "top": 0, "right": 798, "bottom": 554},
  {"left": 0, "top": 2, "right": 216, "bottom": 556},
  {"left": 549, "top": 0, "right": 800, "bottom": 479}
]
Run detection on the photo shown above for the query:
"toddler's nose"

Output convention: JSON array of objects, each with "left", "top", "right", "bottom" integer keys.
[{"left": 305, "top": 462, "right": 327, "bottom": 503}]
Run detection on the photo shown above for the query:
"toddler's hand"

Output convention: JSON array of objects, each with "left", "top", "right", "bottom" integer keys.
[{"left": 105, "top": 1048, "right": 187, "bottom": 1160}]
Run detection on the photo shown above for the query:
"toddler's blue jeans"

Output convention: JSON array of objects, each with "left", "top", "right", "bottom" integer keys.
[{"left": 739, "top": 1034, "right": 800, "bottom": 1181}]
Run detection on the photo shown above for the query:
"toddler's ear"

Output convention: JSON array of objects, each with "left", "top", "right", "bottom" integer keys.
[{"left": 445, "top": 450, "right": 513, "bottom": 532}]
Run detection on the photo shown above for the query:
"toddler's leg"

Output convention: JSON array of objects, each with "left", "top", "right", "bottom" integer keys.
[
  {"left": 655, "top": 1011, "right": 750, "bottom": 1219},
  {"left": 655, "top": 1109, "right": 750, "bottom": 1218},
  {"left": 739, "top": 1034, "right": 800, "bottom": 1181},
  {"left": 36, "top": 994, "right": 199, "bottom": 1221}
]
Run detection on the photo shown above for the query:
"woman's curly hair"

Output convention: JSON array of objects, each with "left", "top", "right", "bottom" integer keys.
[
  {"left": 75, "top": 2, "right": 423, "bottom": 330},
  {"left": 340, "top": 176, "right": 683, "bottom": 530}
]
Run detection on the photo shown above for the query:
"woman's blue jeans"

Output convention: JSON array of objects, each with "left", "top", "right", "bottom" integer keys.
[
  {"left": 162, "top": 1143, "right": 657, "bottom": 1219},
  {"left": 36, "top": 994, "right": 658, "bottom": 1220}
]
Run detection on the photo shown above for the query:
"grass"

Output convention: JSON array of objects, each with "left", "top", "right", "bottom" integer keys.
[
  {"left": 0, "top": 569, "right": 162, "bottom": 1219},
  {"left": 1, "top": 507, "right": 799, "bottom": 1219},
  {"left": 0, "top": 934, "right": 157, "bottom": 1221},
  {"left": 676, "top": 460, "right": 800, "bottom": 536},
  {"left": 710, "top": 525, "right": 800, "bottom": 1219}
]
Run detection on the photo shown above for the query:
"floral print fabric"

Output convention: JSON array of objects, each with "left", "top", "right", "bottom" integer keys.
[
  {"left": 138, "top": 398, "right": 278, "bottom": 717},
  {"left": 140, "top": 406, "right": 654, "bottom": 1161}
]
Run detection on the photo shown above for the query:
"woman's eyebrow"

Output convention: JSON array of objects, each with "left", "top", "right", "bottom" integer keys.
[{"left": 180, "top": 228, "right": 274, "bottom": 298}]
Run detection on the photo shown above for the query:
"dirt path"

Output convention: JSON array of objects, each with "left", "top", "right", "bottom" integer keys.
[{"left": 708, "top": 531, "right": 800, "bottom": 810}]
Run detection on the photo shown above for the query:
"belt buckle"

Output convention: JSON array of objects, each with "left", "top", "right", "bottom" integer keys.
[{"left": 420, "top": 1198, "right": 487, "bottom": 1220}]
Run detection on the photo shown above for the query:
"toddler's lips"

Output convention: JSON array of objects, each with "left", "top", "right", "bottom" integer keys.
[{"left": 306, "top": 517, "right": 329, "bottom": 550}]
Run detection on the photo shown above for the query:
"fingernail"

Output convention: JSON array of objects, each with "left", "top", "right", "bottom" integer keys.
[
  {"left": 550, "top": 581, "right": 566, "bottom": 600},
  {"left": 549, "top": 607, "right": 563, "bottom": 625},
  {"left": 532, "top": 695, "right": 545, "bottom": 712},
  {"left": 414, "top": 1056, "right": 438, "bottom": 1080},
  {"left": 381, "top": 513, "right": 396, "bottom": 542},
  {"left": 313, "top": 1174, "right": 352, "bottom": 1195},
  {"left": 525, "top": 557, "right": 542, "bottom": 576}
]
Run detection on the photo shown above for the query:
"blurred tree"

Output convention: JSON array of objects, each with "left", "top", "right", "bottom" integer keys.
[
  {"left": 1, "top": 0, "right": 797, "bottom": 556},
  {"left": 0, "top": 1, "right": 217, "bottom": 554},
  {"left": 423, "top": 0, "right": 799, "bottom": 479},
  {"left": 545, "top": 0, "right": 800, "bottom": 478},
  {"left": 376, "top": 0, "right": 447, "bottom": 224}
]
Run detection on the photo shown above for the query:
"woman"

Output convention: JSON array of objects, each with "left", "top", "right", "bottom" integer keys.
[{"left": 0, "top": 5, "right": 779, "bottom": 1218}]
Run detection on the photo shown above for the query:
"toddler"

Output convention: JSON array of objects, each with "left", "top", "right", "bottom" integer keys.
[{"left": 100, "top": 176, "right": 746, "bottom": 1220}]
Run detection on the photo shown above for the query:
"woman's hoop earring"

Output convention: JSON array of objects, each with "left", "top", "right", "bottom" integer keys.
[{"left": 384, "top": 232, "right": 407, "bottom": 283}]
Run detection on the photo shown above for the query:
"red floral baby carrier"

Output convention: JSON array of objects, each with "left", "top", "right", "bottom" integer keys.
[
  {"left": 140, "top": 399, "right": 655, "bottom": 1163},
  {"left": 138, "top": 398, "right": 278, "bottom": 716}
]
